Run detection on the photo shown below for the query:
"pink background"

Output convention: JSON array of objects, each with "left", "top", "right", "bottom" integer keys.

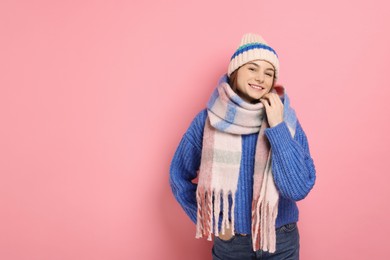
[{"left": 1, "top": 1, "right": 389, "bottom": 259}]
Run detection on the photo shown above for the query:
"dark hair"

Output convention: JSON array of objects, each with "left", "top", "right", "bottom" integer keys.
[{"left": 228, "top": 69, "right": 239, "bottom": 92}]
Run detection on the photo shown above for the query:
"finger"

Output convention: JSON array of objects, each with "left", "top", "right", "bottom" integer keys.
[
  {"left": 261, "top": 94, "right": 275, "bottom": 107},
  {"left": 263, "top": 93, "right": 272, "bottom": 99},
  {"left": 269, "top": 93, "right": 283, "bottom": 107},
  {"left": 272, "top": 93, "right": 283, "bottom": 104},
  {"left": 269, "top": 93, "right": 279, "bottom": 106},
  {"left": 260, "top": 93, "right": 272, "bottom": 103},
  {"left": 260, "top": 98, "right": 270, "bottom": 108}
]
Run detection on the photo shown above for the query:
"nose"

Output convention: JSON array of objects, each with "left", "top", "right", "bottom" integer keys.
[{"left": 255, "top": 72, "right": 264, "bottom": 83}]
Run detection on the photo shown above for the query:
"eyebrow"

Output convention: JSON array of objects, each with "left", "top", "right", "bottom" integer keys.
[{"left": 247, "top": 62, "right": 275, "bottom": 71}]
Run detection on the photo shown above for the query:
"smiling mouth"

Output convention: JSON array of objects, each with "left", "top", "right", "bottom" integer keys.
[{"left": 249, "top": 84, "right": 264, "bottom": 90}]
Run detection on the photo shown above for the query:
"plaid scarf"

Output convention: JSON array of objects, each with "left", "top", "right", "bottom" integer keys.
[{"left": 195, "top": 74, "right": 297, "bottom": 253}]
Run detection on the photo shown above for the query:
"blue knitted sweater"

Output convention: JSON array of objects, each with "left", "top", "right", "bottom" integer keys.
[{"left": 169, "top": 108, "right": 316, "bottom": 234}]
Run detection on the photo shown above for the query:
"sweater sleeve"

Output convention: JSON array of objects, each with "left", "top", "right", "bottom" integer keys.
[
  {"left": 169, "top": 110, "right": 206, "bottom": 224},
  {"left": 264, "top": 120, "right": 316, "bottom": 201}
]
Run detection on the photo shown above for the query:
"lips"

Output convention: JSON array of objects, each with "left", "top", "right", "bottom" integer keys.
[{"left": 249, "top": 84, "right": 264, "bottom": 90}]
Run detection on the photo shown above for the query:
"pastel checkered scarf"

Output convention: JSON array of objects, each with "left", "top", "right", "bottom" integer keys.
[{"left": 195, "top": 74, "right": 297, "bottom": 253}]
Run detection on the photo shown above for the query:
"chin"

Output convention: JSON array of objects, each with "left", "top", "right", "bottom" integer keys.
[
  {"left": 247, "top": 96, "right": 261, "bottom": 103},
  {"left": 250, "top": 93, "right": 265, "bottom": 100}
]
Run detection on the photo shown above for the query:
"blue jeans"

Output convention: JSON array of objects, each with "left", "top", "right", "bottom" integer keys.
[{"left": 212, "top": 222, "right": 300, "bottom": 260}]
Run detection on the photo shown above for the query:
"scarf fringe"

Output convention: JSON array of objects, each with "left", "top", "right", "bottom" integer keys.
[
  {"left": 195, "top": 187, "right": 213, "bottom": 240},
  {"left": 195, "top": 74, "right": 297, "bottom": 254},
  {"left": 195, "top": 188, "right": 235, "bottom": 240},
  {"left": 251, "top": 198, "right": 279, "bottom": 253}
]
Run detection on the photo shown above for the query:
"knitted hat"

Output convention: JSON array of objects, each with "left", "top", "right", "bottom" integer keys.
[{"left": 228, "top": 33, "right": 279, "bottom": 79}]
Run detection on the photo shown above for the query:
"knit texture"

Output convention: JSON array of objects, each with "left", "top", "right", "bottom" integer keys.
[
  {"left": 228, "top": 33, "right": 280, "bottom": 79},
  {"left": 194, "top": 74, "right": 297, "bottom": 253},
  {"left": 169, "top": 105, "right": 316, "bottom": 250}
]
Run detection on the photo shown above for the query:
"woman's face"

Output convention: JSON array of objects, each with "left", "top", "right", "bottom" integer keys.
[{"left": 235, "top": 60, "right": 275, "bottom": 103}]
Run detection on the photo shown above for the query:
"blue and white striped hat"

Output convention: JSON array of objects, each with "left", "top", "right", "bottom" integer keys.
[{"left": 228, "top": 33, "right": 279, "bottom": 79}]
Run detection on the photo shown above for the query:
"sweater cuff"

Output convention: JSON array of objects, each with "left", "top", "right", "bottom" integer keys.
[{"left": 264, "top": 121, "right": 293, "bottom": 150}]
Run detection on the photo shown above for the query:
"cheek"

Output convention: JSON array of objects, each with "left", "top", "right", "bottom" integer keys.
[
  {"left": 237, "top": 72, "right": 250, "bottom": 85},
  {"left": 236, "top": 80, "right": 246, "bottom": 92},
  {"left": 236, "top": 74, "right": 247, "bottom": 90},
  {"left": 266, "top": 77, "right": 274, "bottom": 87}
]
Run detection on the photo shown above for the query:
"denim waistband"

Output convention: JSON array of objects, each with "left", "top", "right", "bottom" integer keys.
[{"left": 235, "top": 222, "right": 296, "bottom": 236}]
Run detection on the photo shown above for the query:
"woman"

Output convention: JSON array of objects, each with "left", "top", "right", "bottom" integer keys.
[{"left": 169, "top": 33, "right": 316, "bottom": 259}]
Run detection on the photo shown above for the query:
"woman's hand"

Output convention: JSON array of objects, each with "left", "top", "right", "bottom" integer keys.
[{"left": 260, "top": 93, "right": 284, "bottom": 128}]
